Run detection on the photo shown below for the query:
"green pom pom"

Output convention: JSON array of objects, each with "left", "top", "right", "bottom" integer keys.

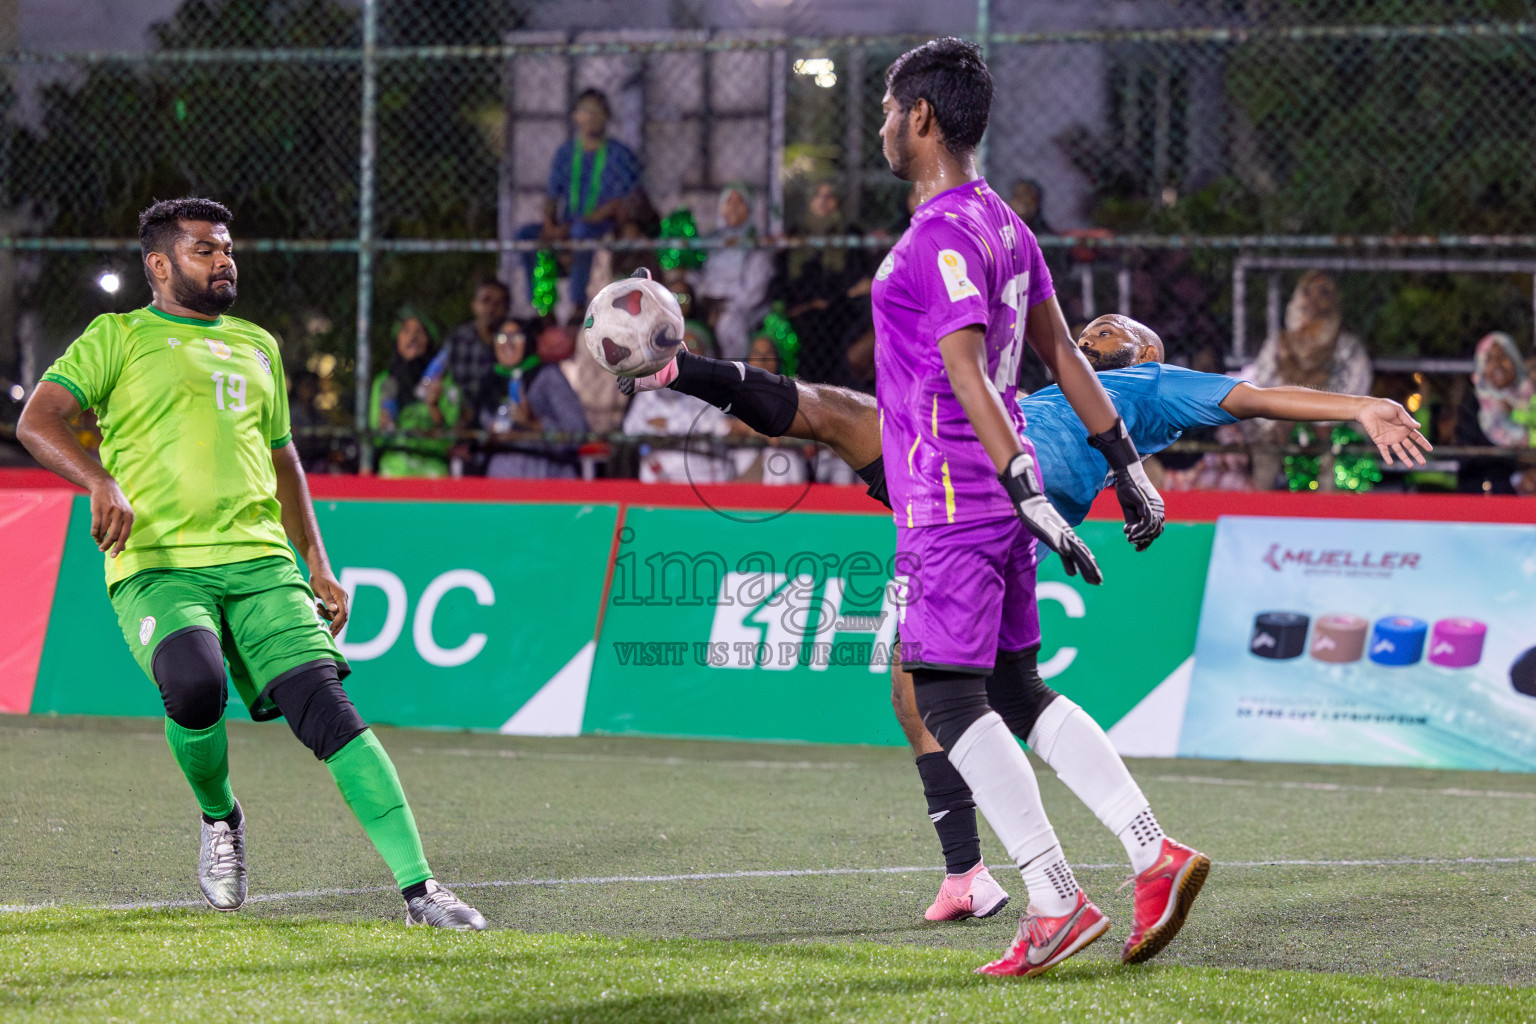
[
  {"left": 532, "top": 250, "right": 559, "bottom": 316},
  {"left": 756, "top": 304, "right": 800, "bottom": 378},
  {"left": 657, "top": 208, "right": 706, "bottom": 271}
]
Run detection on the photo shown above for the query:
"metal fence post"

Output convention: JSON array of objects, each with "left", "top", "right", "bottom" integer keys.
[
  {"left": 1231, "top": 257, "right": 1247, "bottom": 364},
  {"left": 975, "top": 0, "right": 990, "bottom": 179},
  {"left": 353, "top": 0, "right": 378, "bottom": 472}
]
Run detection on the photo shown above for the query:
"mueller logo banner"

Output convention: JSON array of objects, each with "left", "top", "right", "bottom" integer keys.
[
  {"left": 1259, "top": 543, "right": 1422, "bottom": 578},
  {"left": 1183, "top": 516, "right": 1536, "bottom": 771}
]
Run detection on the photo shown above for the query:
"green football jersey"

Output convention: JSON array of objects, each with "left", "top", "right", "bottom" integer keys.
[{"left": 42, "top": 305, "right": 295, "bottom": 587}]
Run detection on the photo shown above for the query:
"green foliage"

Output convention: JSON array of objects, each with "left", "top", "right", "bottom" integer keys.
[{"left": 10, "top": 0, "right": 520, "bottom": 408}]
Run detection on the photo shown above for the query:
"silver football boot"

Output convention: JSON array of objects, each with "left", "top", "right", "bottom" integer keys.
[
  {"left": 404, "top": 879, "right": 487, "bottom": 930},
  {"left": 197, "top": 799, "right": 247, "bottom": 911}
]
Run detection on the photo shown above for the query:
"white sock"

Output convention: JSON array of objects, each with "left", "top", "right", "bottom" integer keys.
[
  {"left": 1117, "top": 809, "right": 1167, "bottom": 874},
  {"left": 1020, "top": 851, "right": 1081, "bottom": 918},
  {"left": 1028, "top": 696, "right": 1161, "bottom": 872},
  {"left": 948, "top": 711, "right": 1077, "bottom": 915}
]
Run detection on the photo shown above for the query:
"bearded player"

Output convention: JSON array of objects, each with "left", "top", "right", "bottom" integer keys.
[
  {"left": 18, "top": 198, "right": 486, "bottom": 929},
  {"left": 619, "top": 305, "right": 1426, "bottom": 964},
  {"left": 609, "top": 47, "right": 1426, "bottom": 973},
  {"left": 615, "top": 39, "right": 1188, "bottom": 976}
]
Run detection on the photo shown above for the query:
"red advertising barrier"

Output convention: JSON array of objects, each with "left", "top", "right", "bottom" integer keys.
[
  {"left": 2, "top": 467, "right": 1531, "bottom": 522},
  {"left": 0, "top": 489, "right": 73, "bottom": 712}
]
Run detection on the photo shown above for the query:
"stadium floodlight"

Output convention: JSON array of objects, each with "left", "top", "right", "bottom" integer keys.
[
  {"left": 97, "top": 270, "right": 121, "bottom": 294},
  {"left": 793, "top": 58, "right": 836, "bottom": 89}
]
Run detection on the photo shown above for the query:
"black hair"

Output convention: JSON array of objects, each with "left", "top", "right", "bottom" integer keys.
[
  {"left": 885, "top": 37, "right": 992, "bottom": 157},
  {"left": 138, "top": 197, "right": 233, "bottom": 280},
  {"left": 573, "top": 88, "right": 611, "bottom": 115},
  {"left": 473, "top": 278, "right": 510, "bottom": 300}
]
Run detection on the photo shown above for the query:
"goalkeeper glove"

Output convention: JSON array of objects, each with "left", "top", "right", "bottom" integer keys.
[
  {"left": 1086, "top": 417, "right": 1165, "bottom": 551},
  {"left": 999, "top": 450, "right": 1103, "bottom": 585}
]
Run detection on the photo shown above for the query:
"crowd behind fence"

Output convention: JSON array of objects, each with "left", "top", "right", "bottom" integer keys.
[{"left": 1, "top": 1, "right": 1534, "bottom": 494}]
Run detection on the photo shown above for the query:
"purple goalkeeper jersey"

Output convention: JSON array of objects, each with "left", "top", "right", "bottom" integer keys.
[{"left": 872, "top": 179, "right": 1055, "bottom": 527}]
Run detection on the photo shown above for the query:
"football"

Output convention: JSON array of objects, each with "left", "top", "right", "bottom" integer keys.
[{"left": 582, "top": 268, "right": 686, "bottom": 378}]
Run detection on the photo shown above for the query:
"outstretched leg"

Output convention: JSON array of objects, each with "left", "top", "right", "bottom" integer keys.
[
  {"left": 267, "top": 661, "right": 487, "bottom": 931},
  {"left": 629, "top": 349, "right": 884, "bottom": 476}
]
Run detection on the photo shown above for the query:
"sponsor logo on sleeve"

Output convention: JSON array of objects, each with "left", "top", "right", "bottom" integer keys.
[
  {"left": 875, "top": 253, "right": 896, "bottom": 281},
  {"left": 254, "top": 349, "right": 272, "bottom": 375},
  {"left": 936, "top": 249, "right": 980, "bottom": 302}
]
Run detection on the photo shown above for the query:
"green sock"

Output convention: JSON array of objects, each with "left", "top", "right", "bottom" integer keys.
[
  {"left": 325, "top": 729, "right": 432, "bottom": 890},
  {"left": 164, "top": 717, "right": 236, "bottom": 820}
]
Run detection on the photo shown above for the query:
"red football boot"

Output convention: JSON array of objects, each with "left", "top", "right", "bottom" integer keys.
[
  {"left": 975, "top": 892, "right": 1110, "bottom": 978},
  {"left": 1122, "top": 837, "right": 1211, "bottom": 964}
]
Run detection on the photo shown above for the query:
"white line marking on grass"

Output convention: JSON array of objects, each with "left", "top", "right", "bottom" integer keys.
[
  {"left": 1153, "top": 774, "right": 1536, "bottom": 801},
  {"left": 7, "top": 856, "right": 1536, "bottom": 915},
  {"left": 413, "top": 747, "right": 864, "bottom": 771}
]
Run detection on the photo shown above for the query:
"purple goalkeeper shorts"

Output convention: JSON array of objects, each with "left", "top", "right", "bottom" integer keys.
[{"left": 895, "top": 515, "right": 1042, "bottom": 674}]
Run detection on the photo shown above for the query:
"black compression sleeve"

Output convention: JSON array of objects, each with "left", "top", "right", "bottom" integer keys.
[
  {"left": 854, "top": 456, "right": 891, "bottom": 511},
  {"left": 667, "top": 349, "right": 800, "bottom": 437}
]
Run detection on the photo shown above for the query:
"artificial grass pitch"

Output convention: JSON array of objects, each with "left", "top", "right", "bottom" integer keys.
[
  {"left": 4, "top": 716, "right": 1536, "bottom": 1022},
  {"left": 3, "top": 911, "right": 1535, "bottom": 1024}
]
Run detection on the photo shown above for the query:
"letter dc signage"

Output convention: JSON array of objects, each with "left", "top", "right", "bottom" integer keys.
[{"left": 334, "top": 567, "right": 495, "bottom": 667}]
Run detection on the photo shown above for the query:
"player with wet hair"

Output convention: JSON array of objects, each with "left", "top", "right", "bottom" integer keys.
[{"left": 620, "top": 306, "right": 1427, "bottom": 967}]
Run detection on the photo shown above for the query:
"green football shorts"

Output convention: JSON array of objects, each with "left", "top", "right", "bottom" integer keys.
[{"left": 110, "top": 555, "right": 350, "bottom": 721}]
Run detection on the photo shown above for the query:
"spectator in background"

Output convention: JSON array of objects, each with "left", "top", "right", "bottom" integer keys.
[
  {"left": 784, "top": 181, "right": 873, "bottom": 384},
  {"left": 515, "top": 88, "right": 644, "bottom": 316},
  {"left": 695, "top": 183, "right": 774, "bottom": 359},
  {"left": 432, "top": 279, "right": 509, "bottom": 436},
  {"left": 1006, "top": 178, "right": 1052, "bottom": 236},
  {"left": 562, "top": 325, "right": 632, "bottom": 435},
  {"left": 371, "top": 311, "right": 438, "bottom": 431},
  {"left": 623, "top": 327, "right": 733, "bottom": 483},
  {"left": 1455, "top": 331, "right": 1535, "bottom": 493},
  {"left": 667, "top": 277, "right": 698, "bottom": 323},
  {"left": 731, "top": 328, "right": 809, "bottom": 486},
  {"left": 288, "top": 370, "right": 332, "bottom": 474},
  {"left": 1470, "top": 331, "right": 1534, "bottom": 448},
  {"left": 682, "top": 319, "right": 715, "bottom": 361},
  {"left": 369, "top": 311, "right": 450, "bottom": 479},
  {"left": 884, "top": 184, "right": 920, "bottom": 237},
  {"left": 484, "top": 319, "right": 590, "bottom": 479},
  {"left": 1243, "top": 271, "right": 1372, "bottom": 488}
]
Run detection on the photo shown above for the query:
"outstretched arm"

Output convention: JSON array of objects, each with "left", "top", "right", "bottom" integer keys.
[
  {"left": 1219, "top": 383, "right": 1432, "bottom": 466},
  {"left": 18, "top": 382, "right": 134, "bottom": 556},
  {"left": 272, "top": 442, "right": 349, "bottom": 637}
]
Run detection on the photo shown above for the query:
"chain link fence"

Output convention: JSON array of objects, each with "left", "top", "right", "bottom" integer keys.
[{"left": 2, "top": 0, "right": 1533, "bottom": 489}]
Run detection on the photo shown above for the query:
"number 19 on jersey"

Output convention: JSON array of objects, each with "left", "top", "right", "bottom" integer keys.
[{"left": 211, "top": 371, "right": 247, "bottom": 411}]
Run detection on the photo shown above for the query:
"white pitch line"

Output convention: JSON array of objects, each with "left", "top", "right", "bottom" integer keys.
[
  {"left": 413, "top": 752, "right": 1536, "bottom": 796},
  {"left": 1153, "top": 774, "right": 1536, "bottom": 802},
  {"left": 414, "top": 747, "right": 865, "bottom": 771},
  {"left": 6, "top": 855, "right": 1536, "bottom": 915}
]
